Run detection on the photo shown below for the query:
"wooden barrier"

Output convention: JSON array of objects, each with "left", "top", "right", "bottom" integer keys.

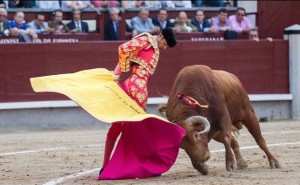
[
  {"left": 0, "top": 40, "right": 288, "bottom": 102},
  {"left": 0, "top": 33, "right": 102, "bottom": 43},
  {"left": 0, "top": 32, "right": 249, "bottom": 43}
]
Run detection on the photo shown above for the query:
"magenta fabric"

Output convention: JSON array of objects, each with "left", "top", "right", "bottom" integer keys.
[{"left": 99, "top": 117, "right": 185, "bottom": 180}]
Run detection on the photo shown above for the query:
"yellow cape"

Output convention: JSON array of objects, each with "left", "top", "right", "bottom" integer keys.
[{"left": 30, "top": 68, "right": 167, "bottom": 123}]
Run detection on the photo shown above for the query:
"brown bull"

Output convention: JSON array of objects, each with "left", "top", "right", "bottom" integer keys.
[{"left": 159, "top": 65, "right": 280, "bottom": 175}]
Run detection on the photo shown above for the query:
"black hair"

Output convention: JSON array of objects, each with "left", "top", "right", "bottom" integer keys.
[
  {"left": 35, "top": 12, "right": 45, "bottom": 19},
  {"left": 158, "top": 8, "right": 167, "bottom": 13},
  {"left": 53, "top": 9, "right": 63, "bottom": 16},
  {"left": 195, "top": 9, "right": 204, "bottom": 15},
  {"left": 162, "top": 28, "right": 177, "bottom": 48},
  {"left": 219, "top": 8, "right": 228, "bottom": 14},
  {"left": 236, "top": 7, "right": 246, "bottom": 13}
]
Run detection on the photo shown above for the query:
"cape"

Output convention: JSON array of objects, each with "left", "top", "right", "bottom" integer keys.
[{"left": 30, "top": 68, "right": 185, "bottom": 180}]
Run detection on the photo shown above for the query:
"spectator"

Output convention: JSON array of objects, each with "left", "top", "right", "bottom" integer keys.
[
  {"left": 61, "top": 0, "right": 89, "bottom": 10},
  {"left": 0, "top": 8, "right": 9, "bottom": 36},
  {"left": 229, "top": 7, "right": 254, "bottom": 33},
  {"left": 191, "top": 9, "right": 216, "bottom": 33},
  {"left": 91, "top": 0, "right": 120, "bottom": 8},
  {"left": 104, "top": 7, "right": 131, "bottom": 40},
  {"left": 27, "top": 13, "right": 54, "bottom": 34},
  {"left": 9, "top": 11, "right": 38, "bottom": 42},
  {"left": 8, "top": 0, "right": 33, "bottom": 8},
  {"left": 104, "top": 7, "right": 120, "bottom": 40},
  {"left": 172, "top": 11, "right": 197, "bottom": 33},
  {"left": 194, "top": 0, "right": 226, "bottom": 7},
  {"left": 211, "top": 8, "right": 231, "bottom": 32},
  {"left": 248, "top": 28, "right": 273, "bottom": 42},
  {"left": 152, "top": 8, "right": 172, "bottom": 31},
  {"left": 48, "top": 9, "right": 70, "bottom": 33},
  {"left": 35, "top": 0, "right": 60, "bottom": 9},
  {"left": 67, "top": 9, "right": 89, "bottom": 33},
  {"left": 0, "top": 0, "right": 6, "bottom": 8},
  {"left": 121, "top": 1, "right": 146, "bottom": 9},
  {"left": 131, "top": 8, "right": 160, "bottom": 37}
]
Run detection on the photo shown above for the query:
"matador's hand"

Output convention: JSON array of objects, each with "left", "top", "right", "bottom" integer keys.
[
  {"left": 114, "top": 74, "right": 120, "bottom": 81},
  {"left": 110, "top": 71, "right": 120, "bottom": 81}
]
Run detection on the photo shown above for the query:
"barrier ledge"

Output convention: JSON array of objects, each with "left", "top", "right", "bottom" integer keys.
[{"left": 0, "top": 94, "right": 292, "bottom": 110}]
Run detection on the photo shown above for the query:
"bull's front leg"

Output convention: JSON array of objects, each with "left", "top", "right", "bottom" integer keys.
[
  {"left": 219, "top": 115, "right": 237, "bottom": 172},
  {"left": 223, "top": 133, "right": 237, "bottom": 171},
  {"left": 231, "top": 137, "right": 248, "bottom": 169}
]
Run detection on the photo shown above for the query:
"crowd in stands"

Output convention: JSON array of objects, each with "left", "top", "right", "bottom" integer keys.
[
  {"left": 0, "top": 7, "right": 91, "bottom": 42},
  {"left": 0, "top": 1, "right": 262, "bottom": 42},
  {"left": 118, "top": 7, "right": 255, "bottom": 39}
]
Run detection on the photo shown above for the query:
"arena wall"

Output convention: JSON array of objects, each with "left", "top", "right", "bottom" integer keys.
[
  {"left": 0, "top": 40, "right": 289, "bottom": 102},
  {"left": 0, "top": 40, "right": 291, "bottom": 130}
]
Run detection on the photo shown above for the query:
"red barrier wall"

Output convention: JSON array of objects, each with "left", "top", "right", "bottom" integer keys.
[{"left": 0, "top": 40, "right": 289, "bottom": 102}]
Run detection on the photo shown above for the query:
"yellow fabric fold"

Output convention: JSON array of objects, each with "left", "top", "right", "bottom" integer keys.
[{"left": 30, "top": 68, "right": 169, "bottom": 124}]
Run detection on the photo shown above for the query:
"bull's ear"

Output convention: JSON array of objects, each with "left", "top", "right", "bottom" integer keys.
[
  {"left": 192, "top": 122, "right": 205, "bottom": 131},
  {"left": 193, "top": 132, "right": 200, "bottom": 141},
  {"left": 180, "top": 122, "right": 199, "bottom": 143}
]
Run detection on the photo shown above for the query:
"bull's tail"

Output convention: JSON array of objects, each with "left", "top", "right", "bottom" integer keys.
[{"left": 157, "top": 104, "right": 167, "bottom": 118}]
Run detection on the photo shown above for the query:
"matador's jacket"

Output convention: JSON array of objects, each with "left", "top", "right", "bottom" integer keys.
[{"left": 118, "top": 33, "right": 160, "bottom": 110}]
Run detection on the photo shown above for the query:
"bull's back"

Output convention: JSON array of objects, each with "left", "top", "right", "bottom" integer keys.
[
  {"left": 166, "top": 65, "right": 226, "bottom": 123},
  {"left": 171, "top": 65, "right": 221, "bottom": 98},
  {"left": 213, "top": 70, "right": 244, "bottom": 97},
  {"left": 213, "top": 70, "right": 254, "bottom": 124}
]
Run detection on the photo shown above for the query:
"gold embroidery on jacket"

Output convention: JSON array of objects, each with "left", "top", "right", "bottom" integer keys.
[{"left": 118, "top": 33, "right": 160, "bottom": 75}]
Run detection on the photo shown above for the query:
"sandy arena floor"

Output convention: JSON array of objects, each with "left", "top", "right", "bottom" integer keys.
[{"left": 0, "top": 120, "right": 299, "bottom": 185}]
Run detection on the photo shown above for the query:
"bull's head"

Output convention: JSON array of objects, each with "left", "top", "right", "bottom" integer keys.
[{"left": 179, "top": 116, "right": 211, "bottom": 175}]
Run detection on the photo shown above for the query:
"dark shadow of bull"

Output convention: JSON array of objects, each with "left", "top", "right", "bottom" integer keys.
[{"left": 158, "top": 65, "right": 280, "bottom": 175}]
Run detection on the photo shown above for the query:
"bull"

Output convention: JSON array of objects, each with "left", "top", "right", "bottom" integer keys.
[{"left": 159, "top": 65, "right": 280, "bottom": 175}]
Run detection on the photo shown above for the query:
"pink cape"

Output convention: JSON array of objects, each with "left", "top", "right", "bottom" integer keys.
[{"left": 99, "top": 117, "right": 185, "bottom": 180}]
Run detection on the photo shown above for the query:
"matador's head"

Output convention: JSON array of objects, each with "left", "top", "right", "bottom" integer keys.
[{"left": 162, "top": 28, "right": 177, "bottom": 48}]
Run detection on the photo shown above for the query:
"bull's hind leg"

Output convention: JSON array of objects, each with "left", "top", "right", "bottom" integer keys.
[{"left": 244, "top": 112, "right": 281, "bottom": 169}]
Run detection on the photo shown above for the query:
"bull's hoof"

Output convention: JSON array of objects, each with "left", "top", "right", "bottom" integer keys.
[
  {"left": 270, "top": 160, "right": 281, "bottom": 169},
  {"left": 237, "top": 159, "right": 248, "bottom": 170},
  {"left": 226, "top": 163, "right": 237, "bottom": 172}
]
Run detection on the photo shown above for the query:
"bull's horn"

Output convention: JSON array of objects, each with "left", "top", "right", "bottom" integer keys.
[{"left": 186, "top": 116, "right": 210, "bottom": 135}]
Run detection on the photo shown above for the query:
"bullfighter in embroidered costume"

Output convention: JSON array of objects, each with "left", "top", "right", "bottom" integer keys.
[
  {"left": 100, "top": 28, "right": 178, "bottom": 177},
  {"left": 114, "top": 28, "right": 176, "bottom": 109},
  {"left": 30, "top": 28, "right": 183, "bottom": 180}
]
